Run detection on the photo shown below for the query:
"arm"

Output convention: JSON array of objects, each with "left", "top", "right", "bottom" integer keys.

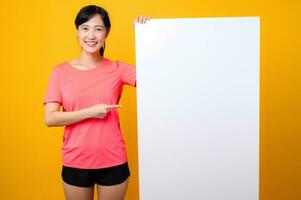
[
  {"left": 44, "top": 102, "right": 121, "bottom": 127},
  {"left": 44, "top": 102, "right": 91, "bottom": 127}
]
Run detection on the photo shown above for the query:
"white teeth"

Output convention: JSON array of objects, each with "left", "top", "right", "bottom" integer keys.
[
  {"left": 86, "top": 41, "right": 97, "bottom": 44},
  {"left": 85, "top": 41, "right": 97, "bottom": 47}
]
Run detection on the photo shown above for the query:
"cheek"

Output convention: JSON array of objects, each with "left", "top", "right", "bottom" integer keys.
[
  {"left": 96, "top": 32, "right": 107, "bottom": 40},
  {"left": 79, "top": 34, "right": 86, "bottom": 43}
]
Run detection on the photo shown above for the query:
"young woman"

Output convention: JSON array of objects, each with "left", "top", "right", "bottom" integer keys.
[{"left": 43, "top": 5, "right": 150, "bottom": 200}]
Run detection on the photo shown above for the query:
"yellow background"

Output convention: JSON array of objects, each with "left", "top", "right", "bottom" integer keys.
[{"left": 0, "top": 0, "right": 300, "bottom": 199}]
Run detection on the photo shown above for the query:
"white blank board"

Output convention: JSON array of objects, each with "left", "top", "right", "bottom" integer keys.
[{"left": 135, "top": 17, "right": 260, "bottom": 200}]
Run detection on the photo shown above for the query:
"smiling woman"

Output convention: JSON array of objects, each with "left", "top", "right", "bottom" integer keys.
[
  {"left": 43, "top": 4, "right": 150, "bottom": 200},
  {"left": 75, "top": 6, "right": 110, "bottom": 59}
]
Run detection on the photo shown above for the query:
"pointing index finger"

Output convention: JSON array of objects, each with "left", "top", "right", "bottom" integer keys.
[{"left": 105, "top": 104, "right": 122, "bottom": 109}]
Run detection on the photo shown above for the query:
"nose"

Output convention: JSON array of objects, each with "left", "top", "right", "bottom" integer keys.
[{"left": 87, "top": 30, "right": 96, "bottom": 39}]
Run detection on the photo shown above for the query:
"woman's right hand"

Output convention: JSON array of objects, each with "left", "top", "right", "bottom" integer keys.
[{"left": 87, "top": 104, "right": 122, "bottom": 119}]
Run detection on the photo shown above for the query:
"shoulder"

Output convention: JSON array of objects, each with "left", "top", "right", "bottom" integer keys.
[
  {"left": 49, "top": 61, "right": 70, "bottom": 75},
  {"left": 102, "top": 57, "right": 132, "bottom": 70},
  {"left": 114, "top": 59, "right": 135, "bottom": 69},
  {"left": 64, "top": 58, "right": 84, "bottom": 68},
  {"left": 103, "top": 57, "right": 134, "bottom": 66}
]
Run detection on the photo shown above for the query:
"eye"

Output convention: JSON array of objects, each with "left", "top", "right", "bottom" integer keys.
[
  {"left": 96, "top": 28, "right": 104, "bottom": 32},
  {"left": 81, "top": 27, "right": 88, "bottom": 31}
]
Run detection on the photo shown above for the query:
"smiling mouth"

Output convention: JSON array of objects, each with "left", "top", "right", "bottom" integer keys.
[{"left": 85, "top": 41, "right": 98, "bottom": 47}]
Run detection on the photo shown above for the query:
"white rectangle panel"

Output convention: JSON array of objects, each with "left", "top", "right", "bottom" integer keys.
[{"left": 135, "top": 17, "right": 260, "bottom": 200}]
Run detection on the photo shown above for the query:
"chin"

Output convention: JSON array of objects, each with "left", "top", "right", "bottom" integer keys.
[{"left": 83, "top": 48, "right": 100, "bottom": 54}]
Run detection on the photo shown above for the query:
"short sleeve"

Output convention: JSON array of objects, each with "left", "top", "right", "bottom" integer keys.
[
  {"left": 117, "top": 61, "right": 136, "bottom": 87},
  {"left": 43, "top": 68, "right": 62, "bottom": 105}
]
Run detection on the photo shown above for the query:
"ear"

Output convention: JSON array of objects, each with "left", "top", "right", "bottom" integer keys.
[{"left": 76, "top": 28, "right": 79, "bottom": 38}]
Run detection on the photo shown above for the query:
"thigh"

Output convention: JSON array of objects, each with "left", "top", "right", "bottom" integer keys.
[
  {"left": 95, "top": 162, "right": 130, "bottom": 186},
  {"left": 61, "top": 165, "right": 95, "bottom": 200},
  {"left": 95, "top": 162, "right": 131, "bottom": 200},
  {"left": 97, "top": 178, "right": 129, "bottom": 200},
  {"left": 63, "top": 180, "right": 94, "bottom": 200}
]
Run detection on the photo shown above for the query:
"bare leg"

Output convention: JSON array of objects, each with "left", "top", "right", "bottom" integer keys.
[
  {"left": 97, "top": 178, "right": 129, "bottom": 200},
  {"left": 62, "top": 180, "right": 94, "bottom": 200}
]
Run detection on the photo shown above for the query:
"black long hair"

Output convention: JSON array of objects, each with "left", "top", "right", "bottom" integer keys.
[{"left": 75, "top": 5, "right": 111, "bottom": 56}]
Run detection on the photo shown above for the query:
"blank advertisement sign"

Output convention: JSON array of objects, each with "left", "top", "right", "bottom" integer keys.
[{"left": 135, "top": 17, "right": 260, "bottom": 200}]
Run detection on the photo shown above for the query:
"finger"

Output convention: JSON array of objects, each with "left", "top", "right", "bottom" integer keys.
[
  {"left": 133, "top": 16, "right": 141, "bottom": 28},
  {"left": 143, "top": 16, "right": 150, "bottom": 24},
  {"left": 141, "top": 16, "right": 145, "bottom": 23},
  {"left": 105, "top": 104, "right": 122, "bottom": 109},
  {"left": 139, "top": 16, "right": 144, "bottom": 24},
  {"left": 99, "top": 113, "right": 106, "bottom": 118},
  {"left": 143, "top": 16, "right": 147, "bottom": 23}
]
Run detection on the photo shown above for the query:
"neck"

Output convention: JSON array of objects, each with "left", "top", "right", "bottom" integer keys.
[{"left": 79, "top": 50, "right": 103, "bottom": 67}]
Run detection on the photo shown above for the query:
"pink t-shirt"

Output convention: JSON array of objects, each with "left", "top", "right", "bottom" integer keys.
[{"left": 43, "top": 57, "right": 136, "bottom": 169}]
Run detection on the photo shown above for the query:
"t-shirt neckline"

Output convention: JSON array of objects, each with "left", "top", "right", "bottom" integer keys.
[{"left": 65, "top": 57, "right": 106, "bottom": 72}]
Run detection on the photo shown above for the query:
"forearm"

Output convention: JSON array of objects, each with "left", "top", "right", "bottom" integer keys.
[{"left": 45, "top": 108, "right": 91, "bottom": 127}]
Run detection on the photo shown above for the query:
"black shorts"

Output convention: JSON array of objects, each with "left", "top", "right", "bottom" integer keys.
[{"left": 61, "top": 162, "right": 130, "bottom": 187}]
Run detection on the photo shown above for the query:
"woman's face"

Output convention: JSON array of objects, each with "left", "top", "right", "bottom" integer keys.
[{"left": 76, "top": 14, "right": 109, "bottom": 54}]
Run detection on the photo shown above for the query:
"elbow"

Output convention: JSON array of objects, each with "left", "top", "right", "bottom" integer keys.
[
  {"left": 45, "top": 119, "right": 53, "bottom": 127},
  {"left": 45, "top": 115, "right": 55, "bottom": 127}
]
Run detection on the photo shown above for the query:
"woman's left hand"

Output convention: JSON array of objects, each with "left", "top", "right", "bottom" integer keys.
[{"left": 133, "top": 16, "right": 151, "bottom": 27}]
